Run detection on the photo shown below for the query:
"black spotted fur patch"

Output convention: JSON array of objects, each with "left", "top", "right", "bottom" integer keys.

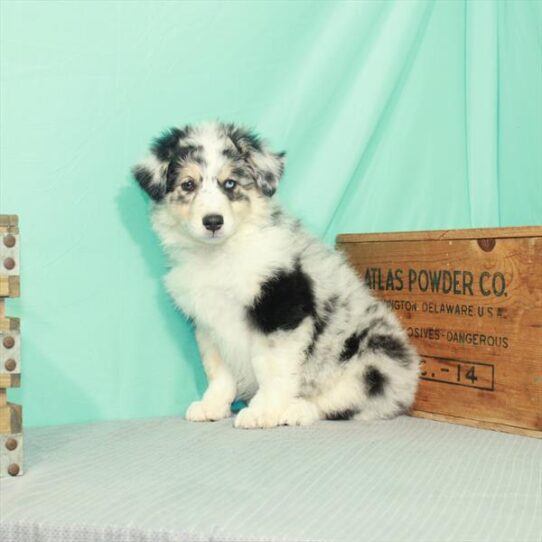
[{"left": 247, "top": 262, "right": 314, "bottom": 334}]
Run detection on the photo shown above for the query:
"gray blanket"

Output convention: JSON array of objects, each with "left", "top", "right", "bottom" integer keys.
[{"left": 1, "top": 416, "right": 540, "bottom": 542}]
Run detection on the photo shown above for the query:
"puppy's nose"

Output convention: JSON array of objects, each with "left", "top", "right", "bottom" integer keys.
[{"left": 202, "top": 214, "right": 224, "bottom": 232}]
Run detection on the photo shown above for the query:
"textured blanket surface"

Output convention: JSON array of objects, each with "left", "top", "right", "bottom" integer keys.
[{"left": 1, "top": 416, "right": 540, "bottom": 542}]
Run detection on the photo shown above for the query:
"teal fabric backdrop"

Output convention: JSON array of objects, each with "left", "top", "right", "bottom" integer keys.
[{"left": 1, "top": 0, "right": 540, "bottom": 427}]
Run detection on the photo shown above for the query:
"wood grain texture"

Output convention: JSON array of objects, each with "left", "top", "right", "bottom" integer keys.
[
  {"left": 0, "top": 317, "right": 20, "bottom": 332},
  {"left": 337, "top": 227, "right": 542, "bottom": 437},
  {"left": 0, "top": 276, "right": 20, "bottom": 297},
  {"left": 0, "top": 215, "right": 18, "bottom": 230},
  {"left": 1, "top": 214, "right": 20, "bottom": 296},
  {"left": 0, "top": 374, "right": 20, "bottom": 388},
  {"left": 411, "top": 410, "right": 541, "bottom": 439},
  {"left": 0, "top": 214, "right": 22, "bottom": 475},
  {"left": 0, "top": 403, "right": 22, "bottom": 434},
  {"left": 337, "top": 226, "right": 542, "bottom": 243}
]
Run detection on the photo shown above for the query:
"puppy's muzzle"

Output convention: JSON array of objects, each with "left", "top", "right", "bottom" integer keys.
[{"left": 202, "top": 214, "right": 224, "bottom": 232}]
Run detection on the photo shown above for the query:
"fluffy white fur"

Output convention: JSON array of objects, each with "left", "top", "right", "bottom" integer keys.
[{"left": 133, "top": 121, "right": 420, "bottom": 429}]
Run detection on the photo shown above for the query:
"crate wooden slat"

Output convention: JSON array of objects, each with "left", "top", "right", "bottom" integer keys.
[
  {"left": 0, "top": 276, "right": 20, "bottom": 298},
  {"left": 336, "top": 226, "right": 542, "bottom": 243},
  {"left": 0, "top": 317, "right": 20, "bottom": 331},
  {"left": 0, "top": 216, "right": 18, "bottom": 228},
  {"left": 0, "top": 403, "right": 22, "bottom": 434},
  {"left": 337, "top": 226, "right": 542, "bottom": 438},
  {"left": 0, "top": 374, "right": 21, "bottom": 388},
  {"left": 0, "top": 214, "right": 22, "bottom": 476}
]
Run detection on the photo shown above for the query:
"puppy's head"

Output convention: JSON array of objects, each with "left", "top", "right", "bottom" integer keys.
[{"left": 132, "top": 122, "right": 285, "bottom": 243}]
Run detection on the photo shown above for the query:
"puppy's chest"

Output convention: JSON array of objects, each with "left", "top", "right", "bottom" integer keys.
[{"left": 165, "top": 259, "right": 260, "bottom": 331}]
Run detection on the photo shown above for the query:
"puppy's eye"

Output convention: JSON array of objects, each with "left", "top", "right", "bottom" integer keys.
[
  {"left": 181, "top": 180, "right": 195, "bottom": 192},
  {"left": 224, "top": 179, "right": 237, "bottom": 190}
]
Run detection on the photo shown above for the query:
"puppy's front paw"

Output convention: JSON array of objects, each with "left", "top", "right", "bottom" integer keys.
[
  {"left": 186, "top": 400, "right": 231, "bottom": 422},
  {"left": 234, "top": 407, "right": 281, "bottom": 429},
  {"left": 279, "top": 400, "right": 320, "bottom": 427}
]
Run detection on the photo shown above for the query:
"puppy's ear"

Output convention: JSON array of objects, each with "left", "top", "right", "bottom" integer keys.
[
  {"left": 132, "top": 127, "right": 186, "bottom": 201},
  {"left": 227, "top": 124, "right": 285, "bottom": 197},
  {"left": 247, "top": 148, "right": 286, "bottom": 197}
]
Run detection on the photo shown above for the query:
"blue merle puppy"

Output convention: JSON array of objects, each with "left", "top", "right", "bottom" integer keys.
[{"left": 133, "top": 121, "right": 420, "bottom": 428}]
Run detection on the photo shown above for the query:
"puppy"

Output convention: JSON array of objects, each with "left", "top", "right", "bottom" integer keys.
[{"left": 133, "top": 121, "right": 420, "bottom": 428}]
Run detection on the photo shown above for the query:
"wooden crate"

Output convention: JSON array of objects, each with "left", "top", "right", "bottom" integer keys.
[
  {"left": 0, "top": 215, "right": 23, "bottom": 476},
  {"left": 337, "top": 226, "right": 542, "bottom": 438}
]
